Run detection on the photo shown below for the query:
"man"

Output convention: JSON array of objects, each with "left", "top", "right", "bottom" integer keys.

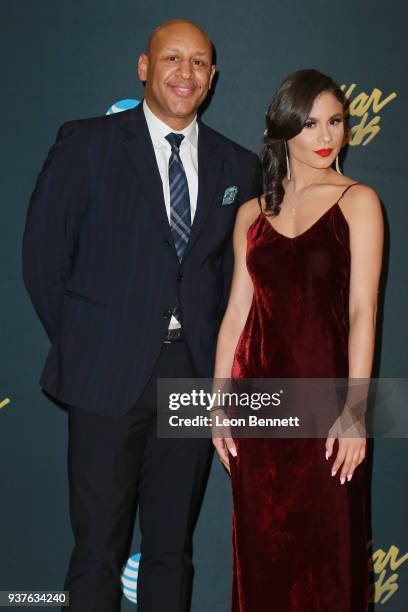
[{"left": 23, "top": 19, "right": 262, "bottom": 612}]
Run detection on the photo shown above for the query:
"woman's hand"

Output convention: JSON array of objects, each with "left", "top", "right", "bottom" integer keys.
[
  {"left": 326, "top": 414, "right": 366, "bottom": 483},
  {"left": 211, "top": 409, "right": 237, "bottom": 475}
]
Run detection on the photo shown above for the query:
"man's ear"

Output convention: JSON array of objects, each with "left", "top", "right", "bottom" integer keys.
[
  {"left": 209, "top": 65, "right": 216, "bottom": 90},
  {"left": 138, "top": 53, "right": 149, "bottom": 83}
]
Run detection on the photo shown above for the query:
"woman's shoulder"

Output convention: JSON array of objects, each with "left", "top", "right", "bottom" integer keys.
[
  {"left": 336, "top": 177, "right": 382, "bottom": 225},
  {"left": 336, "top": 176, "right": 379, "bottom": 204},
  {"left": 338, "top": 178, "right": 378, "bottom": 198},
  {"left": 235, "top": 196, "right": 263, "bottom": 229}
]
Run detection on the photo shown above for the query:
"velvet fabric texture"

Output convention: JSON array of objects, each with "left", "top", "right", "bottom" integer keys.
[{"left": 230, "top": 187, "right": 369, "bottom": 611}]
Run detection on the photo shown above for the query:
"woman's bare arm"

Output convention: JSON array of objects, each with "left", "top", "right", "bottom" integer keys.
[
  {"left": 327, "top": 184, "right": 384, "bottom": 482},
  {"left": 214, "top": 199, "right": 260, "bottom": 378},
  {"left": 212, "top": 198, "right": 260, "bottom": 471}
]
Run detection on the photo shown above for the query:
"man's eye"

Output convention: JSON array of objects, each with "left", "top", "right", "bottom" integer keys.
[
  {"left": 167, "top": 56, "right": 178, "bottom": 61},
  {"left": 192, "top": 59, "right": 204, "bottom": 66}
]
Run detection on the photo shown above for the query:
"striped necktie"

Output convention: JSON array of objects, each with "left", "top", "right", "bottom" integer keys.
[
  {"left": 165, "top": 132, "right": 191, "bottom": 325},
  {"left": 165, "top": 132, "right": 191, "bottom": 261}
]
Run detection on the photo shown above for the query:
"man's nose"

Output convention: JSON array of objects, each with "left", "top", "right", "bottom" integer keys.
[{"left": 178, "top": 59, "right": 193, "bottom": 79}]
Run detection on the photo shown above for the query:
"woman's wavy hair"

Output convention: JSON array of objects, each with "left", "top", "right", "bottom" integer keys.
[{"left": 260, "top": 69, "right": 349, "bottom": 216}]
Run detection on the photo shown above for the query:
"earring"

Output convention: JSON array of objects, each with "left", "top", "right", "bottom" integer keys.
[
  {"left": 335, "top": 155, "right": 342, "bottom": 174},
  {"left": 284, "top": 141, "right": 291, "bottom": 181}
]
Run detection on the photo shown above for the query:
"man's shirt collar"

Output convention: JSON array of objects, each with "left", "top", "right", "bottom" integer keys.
[{"left": 143, "top": 99, "right": 198, "bottom": 150}]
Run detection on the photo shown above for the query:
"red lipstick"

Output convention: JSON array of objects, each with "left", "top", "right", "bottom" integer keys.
[{"left": 314, "top": 148, "right": 333, "bottom": 157}]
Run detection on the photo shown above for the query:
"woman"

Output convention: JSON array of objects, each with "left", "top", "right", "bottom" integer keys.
[{"left": 213, "top": 69, "right": 383, "bottom": 611}]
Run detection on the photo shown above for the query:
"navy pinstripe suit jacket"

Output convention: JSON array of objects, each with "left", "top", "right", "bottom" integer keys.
[{"left": 23, "top": 102, "right": 262, "bottom": 416}]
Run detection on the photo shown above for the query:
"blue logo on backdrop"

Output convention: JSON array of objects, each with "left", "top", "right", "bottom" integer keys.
[
  {"left": 121, "top": 552, "right": 141, "bottom": 603},
  {"left": 106, "top": 99, "right": 141, "bottom": 115}
]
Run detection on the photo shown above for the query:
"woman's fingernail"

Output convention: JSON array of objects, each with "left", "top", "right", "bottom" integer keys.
[
  {"left": 230, "top": 448, "right": 237, "bottom": 457},
  {"left": 331, "top": 470, "right": 336, "bottom": 477},
  {"left": 340, "top": 477, "right": 345, "bottom": 484},
  {"left": 347, "top": 474, "right": 352, "bottom": 481},
  {"left": 325, "top": 451, "right": 329, "bottom": 460}
]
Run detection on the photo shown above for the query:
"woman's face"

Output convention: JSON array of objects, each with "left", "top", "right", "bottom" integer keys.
[{"left": 288, "top": 91, "right": 345, "bottom": 170}]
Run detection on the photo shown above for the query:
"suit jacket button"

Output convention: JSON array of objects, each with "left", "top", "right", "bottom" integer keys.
[
  {"left": 177, "top": 274, "right": 184, "bottom": 281},
  {"left": 163, "top": 310, "right": 172, "bottom": 319}
]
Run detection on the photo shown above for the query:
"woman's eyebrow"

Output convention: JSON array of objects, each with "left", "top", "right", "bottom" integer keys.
[{"left": 307, "top": 113, "right": 343, "bottom": 121}]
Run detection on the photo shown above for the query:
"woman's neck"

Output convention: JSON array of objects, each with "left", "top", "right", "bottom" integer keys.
[{"left": 285, "top": 161, "right": 334, "bottom": 193}]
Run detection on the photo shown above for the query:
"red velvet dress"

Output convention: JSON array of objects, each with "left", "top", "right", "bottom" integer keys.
[{"left": 230, "top": 186, "right": 368, "bottom": 611}]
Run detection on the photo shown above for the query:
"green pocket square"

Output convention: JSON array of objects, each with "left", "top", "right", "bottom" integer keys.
[{"left": 222, "top": 186, "right": 238, "bottom": 206}]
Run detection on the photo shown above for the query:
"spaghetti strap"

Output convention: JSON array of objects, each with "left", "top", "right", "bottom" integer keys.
[{"left": 336, "top": 182, "right": 361, "bottom": 204}]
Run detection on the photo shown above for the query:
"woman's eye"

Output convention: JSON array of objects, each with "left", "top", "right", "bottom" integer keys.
[
  {"left": 330, "top": 117, "right": 343, "bottom": 125},
  {"left": 304, "top": 121, "right": 315, "bottom": 128}
]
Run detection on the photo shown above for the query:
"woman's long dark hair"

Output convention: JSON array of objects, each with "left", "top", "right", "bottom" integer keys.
[{"left": 260, "top": 69, "right": 349, "bottom": 216}]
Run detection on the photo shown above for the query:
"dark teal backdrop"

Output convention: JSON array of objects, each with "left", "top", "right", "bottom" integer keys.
[{"left": 1, "top": 0, "right": 407, "bottom": 610}]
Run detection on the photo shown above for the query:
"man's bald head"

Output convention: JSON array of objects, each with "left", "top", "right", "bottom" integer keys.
[
  {"left": 138, "top": 19, "right": 216, "bottom": 130},
  {"left": 147, "top": 19, "right": 213, "bottom": 60}
]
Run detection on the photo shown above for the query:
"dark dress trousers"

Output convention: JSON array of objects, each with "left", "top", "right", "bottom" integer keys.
[{"left": 22, "top": 102, "right": 262, "bottom": 612}]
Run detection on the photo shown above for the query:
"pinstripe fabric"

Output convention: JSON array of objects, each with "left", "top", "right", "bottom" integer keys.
[
  {"left": 165, "top": 133, "right": 191, "bottom": 323},
  {"left": 23, "top": 103, "right": 263, "bottom": 417}
]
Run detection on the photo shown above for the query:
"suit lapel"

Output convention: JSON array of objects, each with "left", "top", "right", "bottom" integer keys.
[
  {"left": 122, "top": 105, "right": 224, "bottom": 263},
  {"left": 182, "top": 121, "right": 225, "bottom": 261},
  {"left": 122, "top": 103, "right": 177, "bottom": 255}
]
